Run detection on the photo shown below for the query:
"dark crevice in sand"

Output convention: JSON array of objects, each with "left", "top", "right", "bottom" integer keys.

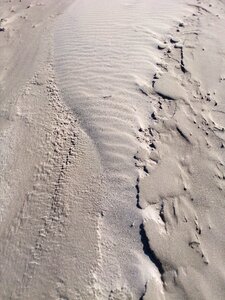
[
  {"left": 159, "top": 201, "right": 166, "bottom": 224},
  {"left": 155, "top": 91, "right": 175, "bottom": 101},
  {"left": 180, "top": 48, "right": 187, "bottom": 73},
  {"left": 139, "top": 223, "right": 164, "bottom": 277},
  {"left": 139, "top": 87, "right": 149, "bottom": 97},
  {"left": 176, "top": 126, "right": 191, "bottom": 143},
  {"left": 136, "top": 178, "right": 142, "bottom": 209},
  {"left": 139, "top": 282, "right": 147, "bottom": 300}
]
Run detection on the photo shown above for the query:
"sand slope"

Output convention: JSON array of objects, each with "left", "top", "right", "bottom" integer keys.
[{"left": 1, "top": 0, "right": 225, "bottom": 299}]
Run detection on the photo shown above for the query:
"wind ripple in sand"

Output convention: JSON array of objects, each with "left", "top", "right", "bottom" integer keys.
[{"left": 54, "top": 0, "right": 189, "bottom": 176}]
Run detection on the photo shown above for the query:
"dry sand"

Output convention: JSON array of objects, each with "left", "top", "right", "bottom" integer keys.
[{"left": 1, "top": 0, "right": 225, "bottom": 299}]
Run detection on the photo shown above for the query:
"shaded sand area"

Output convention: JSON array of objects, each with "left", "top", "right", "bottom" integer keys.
[{"left": 1, "top": 0, "right": 225, "bottom": 299}]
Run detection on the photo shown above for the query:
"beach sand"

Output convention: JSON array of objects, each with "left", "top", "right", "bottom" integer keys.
[{"left": 1, "top": 0, "right": 225, "bottom": 299}]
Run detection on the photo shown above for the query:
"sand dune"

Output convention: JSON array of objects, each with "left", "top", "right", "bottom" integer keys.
[{"left": 0, "top": 0, "right": 225, "bottom": 299}]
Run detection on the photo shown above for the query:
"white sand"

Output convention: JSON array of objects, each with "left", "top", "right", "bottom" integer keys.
[{"left": 1, "top": 0, "right": 225, "bottom": 299}]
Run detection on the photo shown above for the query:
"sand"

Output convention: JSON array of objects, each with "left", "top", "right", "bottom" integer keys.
[{"left": 1, "top": 0, "right": 225, "bottom": 299}]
